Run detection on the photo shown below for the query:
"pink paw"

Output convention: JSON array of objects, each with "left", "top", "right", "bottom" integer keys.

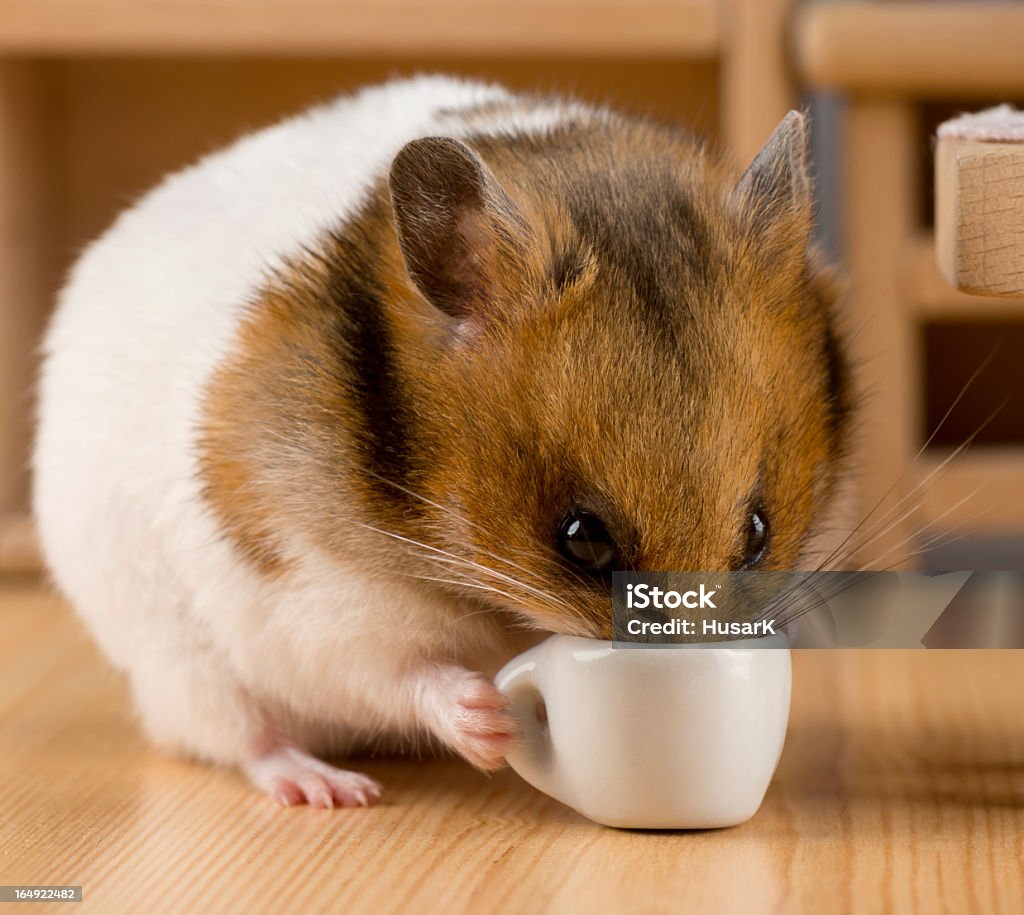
[
  {"left": 244, "top": 746, "right": 382, "bottom": 809},
  {"left": 434, "top": 671, "right": 522, "bottom": 771}
]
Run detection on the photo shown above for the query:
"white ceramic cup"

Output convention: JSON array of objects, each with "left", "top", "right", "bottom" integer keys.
[{"left": 494, "top": 633, "right": 791, "bottom": 829}]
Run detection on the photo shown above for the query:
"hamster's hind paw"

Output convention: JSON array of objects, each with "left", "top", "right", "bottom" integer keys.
[{"left": 244, "top": 745, "right": 382, "bottom": 809}]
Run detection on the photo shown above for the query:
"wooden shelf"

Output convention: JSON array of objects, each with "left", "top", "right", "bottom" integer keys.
[
  {"left": 0, "top": 0, "right": 720, "bottom": 56},
  {"left": 794, "top": 1, "right": 1024, "bottom": 96}
]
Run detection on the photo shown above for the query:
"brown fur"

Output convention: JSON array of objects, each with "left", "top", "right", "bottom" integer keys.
[{"left": 199, "top": 98, "right": 851, "bottom": 638}]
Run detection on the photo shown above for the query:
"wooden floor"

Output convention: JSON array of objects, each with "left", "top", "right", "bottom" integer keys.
[{"left": 3, "top": 578, "right": 1024, "bottom": 914}]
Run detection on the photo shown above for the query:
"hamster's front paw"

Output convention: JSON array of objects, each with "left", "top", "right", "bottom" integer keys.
[
  {"left": 418, "top": 667, "right": 522, "bottom": 771},
  {"left": 449, "top": 673, "right": 523, "bottom": 770},
  {"left": 244, "top": 745, "right": 382, "bottom": 809}
]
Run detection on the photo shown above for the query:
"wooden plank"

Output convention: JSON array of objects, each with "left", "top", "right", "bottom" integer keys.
[
  {"left": 4, "top": 584, "right": 1024, "bottom": 911},
  {"left": 53, "top": 56, "right": 719, "bottom": 251},
  {"left": 720, "top": 0, "right": 794, "bottom": 164},
  {"left": 900, "top": 234, "right": 1024, "bottom": 318},
  {"left": 794, "top": 2, "right": 1024, "bottom": 95},
  {"left": 842, "top": 102, "right": 919, "bottom": 568},
  {"left": 0, "top": 62, "right": 55, "bottom": 518},
  {"left": 936, "top": 136, "right": 1024, "bottom": 298},
  {"left": 0, "top": 0, "right": 720, "bottom": 55},
  {"left": 916, "top": 450, "right": 1024, "bottom": 536},
  {"left": 0, "top": 513, "right": 41, "bottom": 575}
]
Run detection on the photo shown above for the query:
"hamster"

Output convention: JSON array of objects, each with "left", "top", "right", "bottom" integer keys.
[{"left": 33, "top": 76, "right": 851, "bottom": 808}]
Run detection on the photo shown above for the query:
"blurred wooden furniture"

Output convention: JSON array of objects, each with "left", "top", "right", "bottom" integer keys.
[
  {"left": 0, "top": 0, "right": 794, "bottom": 575},
  {"left": 935, "top": 107, "right": 1024, "bottom": 298},
  {"left": 4, "top": 580, "right": 1024, "bottom": 913},
  {"left": 794, "top": 1, "right": 1024, "bottom": 569},
  {"left": 797, "top": 2, "right": 1024, "bottom": 97},
  {"left": 0, "top": 0, "right": 715, "bottom": 55},
  {"left": 0, "top": 513, "right": 39, "bottom": 576}
]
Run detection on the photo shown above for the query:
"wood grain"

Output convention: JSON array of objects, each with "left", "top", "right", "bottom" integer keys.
[
  {"left": 936, "top": 138, "right": 1024, "bottom": 298},
  {"left": 0, "top": 0, "right": 719, "bottom": 55},
  {"left": 3, "top": 580, "right": 1024, "bottom": 914},
  {"left": 900, "top": 234, "right": 1024, "bottom": 319}
]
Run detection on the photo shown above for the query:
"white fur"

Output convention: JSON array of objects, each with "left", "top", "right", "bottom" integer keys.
[{"left": 33, "top": 77, "right": 576, "bottom": 773}]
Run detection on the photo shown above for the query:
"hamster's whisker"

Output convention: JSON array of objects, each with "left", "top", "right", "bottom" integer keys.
[
  {"left": 919, "top": 350, "right": 999, "bottom": 452},
  {"left": 881, "top": 518, "right": 980, "bottom": 567},
  {"left": 851, "top": 415, "right": 995, "bottom": 555},
  {"left": 356, "top": 467, "right": 589, "bottom": 584},
  {"left": 398, "top": 565, "right": 579, "bottom": 629},
  {"left": 771, "top": 570, "right": 874, "bottom": 626},
  {"left": 825, "top": 416, "right": 995, "bottom": 573},
  {"left": 405, "top": 541, "right": 578, "bottom": 610},
  {"left": 424, "top": 554, "right": 582, "bottom": 618},
  {"left": 843, "top": 483, "right": 979, "bottom": 570},
  {"left": 830, "top": 496, "right": 930, "bottom": 570},
  {"left": 788, "top": 494, "right": 988, "bottom": 631},
  {"left": 811, "top": 356, "right": 998, "bottom": 574},
  {"left": 815, "top": 414, "right": 997, "bottom": 574},
  {"left": 772, "top": 570, "right": 890, "bottom": 627},
  {"left": 352, "top": 517, "right": 581, "bottom": 619},
  {"left": 905, "top": 517, "right": 989, "bottom": 562},
  {"left": 851, "top": 489, "right": 986, "bottom": 573},
  {"left": 342, "top": 466, "right": 602, "bottom": 604},
  {"left": 755, "top": 577, "right": 815, "bottom": 623},
  {"left": 335, "top": 495, "right": 598, "bottom": 622},
  {"left": 397, "top": 571, "right": 525, "bottom": 609},
  {"left": 754, "top": 567, "right": 856, "bottom": 624}
]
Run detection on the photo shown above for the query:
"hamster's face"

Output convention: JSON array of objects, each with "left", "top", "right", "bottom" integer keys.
[
  {"left": 427, "top": 236, "right": 848, "bottom": 638},
  {"left": 389, "top": 116, "right": 851, "bottom": 638}
]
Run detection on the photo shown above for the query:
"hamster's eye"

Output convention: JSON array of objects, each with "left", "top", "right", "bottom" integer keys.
[
  {"left": 743, "top": 506, "right": 770, "bottom": 567},
  {"left": 556, "top": 510, "right": 617, "bottom": 574}
]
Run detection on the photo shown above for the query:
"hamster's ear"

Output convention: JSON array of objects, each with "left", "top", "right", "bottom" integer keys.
[
  {"left": 732, "top": 111, "right": 813, "bottom": 250},
  {"left": 389, "top": 136, "right": 523, "bottom": 321}
]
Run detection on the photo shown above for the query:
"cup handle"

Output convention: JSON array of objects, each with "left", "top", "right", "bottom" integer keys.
[{"left": 494, "top": 645, "right": 558, "bottom": 800}]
